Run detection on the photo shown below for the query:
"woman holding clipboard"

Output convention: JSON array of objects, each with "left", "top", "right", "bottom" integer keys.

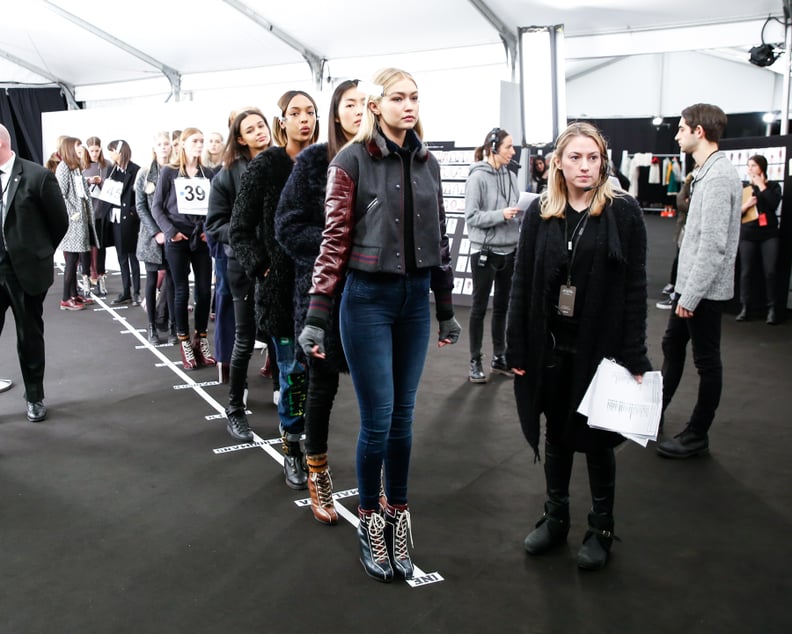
[{"left": 152, "top": 127, "right": 216, "bottom": 370}]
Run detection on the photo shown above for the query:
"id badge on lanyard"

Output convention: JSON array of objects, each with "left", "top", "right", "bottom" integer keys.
[{"left": 175, "top": 177, "right": 210, "bottom": 216}]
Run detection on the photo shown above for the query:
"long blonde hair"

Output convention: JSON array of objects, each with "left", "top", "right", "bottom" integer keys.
[
  {"left": 352, "top": 68, "right": 423, "bottom": 144},
  {"left": 540, "top": 122, "right": 617, "bottom": 219}
]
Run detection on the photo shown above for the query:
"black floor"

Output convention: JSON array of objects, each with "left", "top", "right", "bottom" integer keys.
[{"left": 1, "top": 215, "right": 791, "bottom": 633}]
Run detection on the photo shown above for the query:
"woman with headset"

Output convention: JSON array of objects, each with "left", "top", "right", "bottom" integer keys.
[
  {"left": 506, "top": 122, "right": 650, "bottom": 571},
  {"left": 464, "top": 127, "right": 520, "bottom": 383}
]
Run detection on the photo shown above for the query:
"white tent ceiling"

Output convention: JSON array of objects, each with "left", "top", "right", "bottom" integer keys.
[{"left": 1, "top": 0, "right": 787, "bottom": 107}]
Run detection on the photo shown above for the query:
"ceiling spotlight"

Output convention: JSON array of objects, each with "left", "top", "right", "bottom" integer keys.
[
  {"left": 652, "top": 116, "right": 664, "bottom": 126},
  {"left": 749, "top": 43, "right": 780, "bottom": 67},
  {"left": 762, "top": 112, "right": 777, "bottom": 124}
]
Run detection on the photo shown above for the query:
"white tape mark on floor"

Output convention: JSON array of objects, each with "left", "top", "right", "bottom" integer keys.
[{"left": 91, "top": 288, "right": 442, "bottom": 588}]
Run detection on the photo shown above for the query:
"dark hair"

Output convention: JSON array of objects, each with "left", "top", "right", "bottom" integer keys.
[
  {"left": 108, "top": 139, "right": 131, "bottom": 168},
  {"left": 474, "top": 127, "right": 509, "bottom": 162},
  {"left": 272, "top": 90, "right": 319, "bottom": 147},
  {"left": 223, "top": 108, "right": 271, "bottom": 166},
  {"left": 531, "top": 156, "right": 547, "bottom": 179},
  {"left": 681, "top": 103, "right": 728, "bottom": 143},
  {"left": 748, "top": 154, "right": 768, "bottom": 177},
  {"left": 327, "top": 79, "right": 360, "bottom": 160}
]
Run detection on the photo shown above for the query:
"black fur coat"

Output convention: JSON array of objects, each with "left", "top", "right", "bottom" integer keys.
[
  {"left": 505, "top": 194, "right": 652, "bottom": 458},
  {"left": 229, "top": 146, "right": 295, "bottom": 338},
  {"left": 275, "top": 143, "right": 347, "bottom": 373}
]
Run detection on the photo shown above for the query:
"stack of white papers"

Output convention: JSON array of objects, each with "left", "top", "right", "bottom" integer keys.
[
  {"left": 517, "top": 191, "right": 540, "bottom": 212},
  {"left": 577, "top": 358, "right": 663, "bottom": 447}
]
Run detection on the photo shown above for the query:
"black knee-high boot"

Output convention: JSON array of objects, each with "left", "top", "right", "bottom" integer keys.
[
  {"left": 524, "top": 440, "right": 573, "bottom": 554},
  {"left": 578, "top": 448, "right": 617, "bottom": 570}
]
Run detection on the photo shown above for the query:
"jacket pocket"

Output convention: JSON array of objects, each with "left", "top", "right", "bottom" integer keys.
[
  {"left": 348, "top": 245, "right": 380, "bottom": 272},
  {"left": 366, "top": 198, "right": 380, "bottom": 213}
]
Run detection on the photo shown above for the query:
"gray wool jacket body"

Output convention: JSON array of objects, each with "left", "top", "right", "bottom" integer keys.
[{"left": 675, "top": 151, "right": 742, "bottom": 312}]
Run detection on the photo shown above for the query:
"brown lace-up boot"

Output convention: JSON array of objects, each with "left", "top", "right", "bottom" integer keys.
[{"left": 306, "top": 453, "right": 338, "bottom": 525}]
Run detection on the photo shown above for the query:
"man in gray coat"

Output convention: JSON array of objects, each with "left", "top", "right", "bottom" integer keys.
[
  {"left": 657, "top": 104, "right": 741, "bottom": 458},
  {"left": 0, "top": 124, "right": 68, "bottom": 422}
]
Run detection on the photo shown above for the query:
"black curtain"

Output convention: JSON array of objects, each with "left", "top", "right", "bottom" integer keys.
[
  {"left": 0, "top": 87, "right": 69, "bottom": 164},
  {"left": 578, "top": 112, "right": 767, "bottom": 172}
]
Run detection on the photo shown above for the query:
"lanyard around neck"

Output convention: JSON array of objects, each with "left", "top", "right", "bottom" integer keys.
[{"left": 564, "top": 208, "right": 590, "bottom": 285}]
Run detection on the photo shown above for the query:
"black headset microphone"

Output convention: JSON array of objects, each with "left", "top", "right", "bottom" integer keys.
[{"left": 489, "top": 127, "right": 501, "bottom": 155}]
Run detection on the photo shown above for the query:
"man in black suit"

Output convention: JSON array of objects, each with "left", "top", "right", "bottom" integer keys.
[{"left": 0, "top": 124, "right": 68, "bottom": 422}]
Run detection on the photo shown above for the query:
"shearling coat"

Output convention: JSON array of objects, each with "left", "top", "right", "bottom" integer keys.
[
  {"left": 55, "top": 162, "right": 98, "bottom": 253},
  {"left": 275, "top": 143, "right": 348, "bottom": 372},
  {"left": 229, "top": 146, "right": 296, "bottom": 338},
  {"left": 505, "top": 194, "right": 652, "bottom": 458}
]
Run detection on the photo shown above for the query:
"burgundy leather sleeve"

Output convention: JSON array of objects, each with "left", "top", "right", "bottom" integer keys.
[{"left": 310, "top": 165, "right": 356, "bottom": 297}]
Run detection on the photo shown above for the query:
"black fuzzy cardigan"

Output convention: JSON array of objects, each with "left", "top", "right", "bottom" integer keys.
[
  {"left": 505, "top": 194, "right": 652, "bottom": 458},
  {"left": 229, "top": 146, "right": 295, "bottom": 338},
  {"left": 275, "top": 143, "right": 348, "bottom": 373}
]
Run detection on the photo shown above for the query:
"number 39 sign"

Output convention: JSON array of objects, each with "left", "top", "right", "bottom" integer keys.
[{"left": 175, "top": 177, "right": 210, "bottom": 216}]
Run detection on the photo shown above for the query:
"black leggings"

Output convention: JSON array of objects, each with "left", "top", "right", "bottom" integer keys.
[
  {"left": 226, "top": 257, "right": 256, "bottom": 412},
  {"left": 303, "top": 361, "right": 341, "bottom": 456},
  {"left": 62, "top": 251, "right": 91, "bottom": 300},
  {"left": 544, "top": 438, "right": 615, "bottom": 516},
  {"left": 144, "top": 262, "right": 174, "bottom": 326}
]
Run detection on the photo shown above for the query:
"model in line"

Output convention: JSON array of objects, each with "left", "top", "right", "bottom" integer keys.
[
  {"left": 205, "top": 108, "right": 272, "bottom": 441},
  {"left": 230, "top": 91, "right": 319, "bottom": 489},
  {"left": 55, "top": 136, "right": 98, "bottom": 311},
  {"left": 152, "top": 128, "right": 217, "bottom": 370},
  {"left": 300, "top": 68, "right": 460, "bottom": 582},
  {"left": 101, "top": 140, "right": 141, "bottom": 306},
  {"left": 82, "top": 136, "right": 112, "bottom": 296},
  {"left": 134, "top": 131, "right": 176, "bottom": 344},
  {"left": 277, "top": 80, "right": 366, "bottom": 523}
]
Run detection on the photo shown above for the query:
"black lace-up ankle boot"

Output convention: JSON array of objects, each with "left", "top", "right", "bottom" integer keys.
[
  {"left": 358, "top": 507, "right": 393, "bottom": 582},
  {"left": 384, "top": 503, "right": 414, "bottom": 579}
]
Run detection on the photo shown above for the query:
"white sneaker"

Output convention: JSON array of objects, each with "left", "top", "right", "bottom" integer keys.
[{"left": 273, "top": 390, "right": 280, "bottom": 406}]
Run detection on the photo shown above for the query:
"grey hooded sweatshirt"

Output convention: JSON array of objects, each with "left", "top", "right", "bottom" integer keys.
[{"left": 464, "top": 160, "right": 520, "bottom": 254}]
